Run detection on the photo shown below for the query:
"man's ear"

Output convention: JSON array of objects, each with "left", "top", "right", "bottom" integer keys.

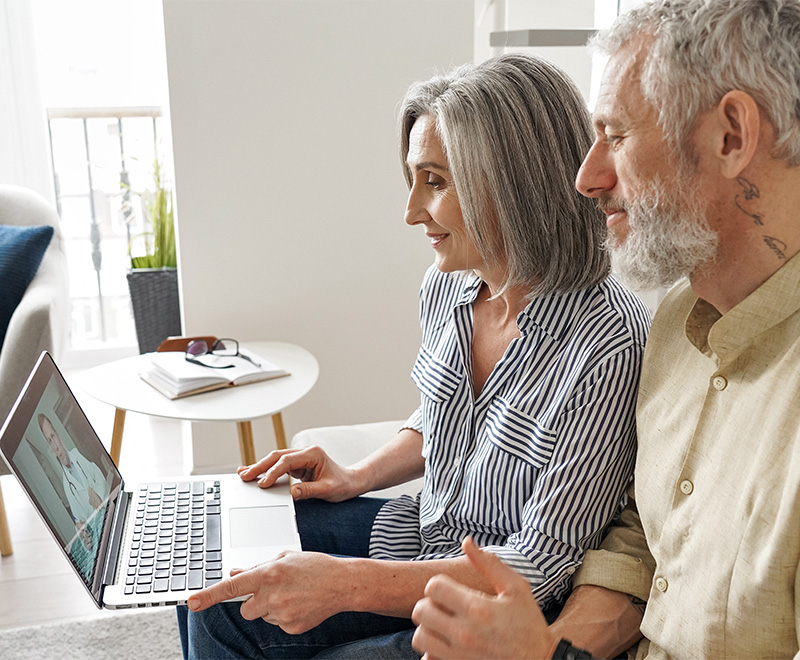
[{"left": 713, "top": 90, "right": 761, "bottom": 179}]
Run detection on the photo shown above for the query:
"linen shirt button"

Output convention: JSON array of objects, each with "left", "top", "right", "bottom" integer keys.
[
  {"left": 566, "top": 566, "right": 576, "bottom": 575},
  {"left": 679, "top": 479, "right": 694, "bottom": 495},
  {"left": 712, "top": 375, "right": 727, "bottom": 390},
  {"left": 655, "top": 577, "right": 668, "bottom": 592}
]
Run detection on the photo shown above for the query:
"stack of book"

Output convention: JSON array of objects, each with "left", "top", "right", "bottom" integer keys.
[{"left": 140, "top": 349, "right": 289, "bottom": 399}]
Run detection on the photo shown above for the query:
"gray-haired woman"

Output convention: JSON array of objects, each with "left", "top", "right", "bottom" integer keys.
[{"left": 177, "top": 53, "right": 650, "bottom": 660}]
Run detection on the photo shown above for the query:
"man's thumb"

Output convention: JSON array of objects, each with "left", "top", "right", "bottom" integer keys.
[{"left": 462, "top": 536, "right": 519, "bottom": 596}]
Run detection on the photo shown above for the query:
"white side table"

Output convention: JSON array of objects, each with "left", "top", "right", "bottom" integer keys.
[{"left": 76, "top": 341, "right": 318, "bottom": 466}]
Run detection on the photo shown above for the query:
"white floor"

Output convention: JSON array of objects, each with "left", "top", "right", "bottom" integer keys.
[{"left": 0, "top": 369, "right": 189, "bottom": 631}]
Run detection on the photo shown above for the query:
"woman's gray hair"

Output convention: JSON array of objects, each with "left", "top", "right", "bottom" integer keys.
[
  {"left": 594, "top": 0, "right": 800, "bottom": 166},
  {"left": 399, "top": 54, "right": 609, "bottom": 298}
]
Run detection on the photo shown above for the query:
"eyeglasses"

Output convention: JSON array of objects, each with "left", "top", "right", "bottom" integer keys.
[{"left": 184, "top": 338, "right": 261, "bottom": 369}]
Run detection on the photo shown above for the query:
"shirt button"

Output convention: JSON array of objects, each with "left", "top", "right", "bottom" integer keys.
[
  {"left": 712, "top": 375, "right": 727, "bottom": 390},
  {"left": 566, "top": 566, "right": 576, "bottom": 575},
  {"left": 655, "top": 577, "right": 669, "bottom": 592},
  {"left": 679, "top": 479, "right": 694, "bottom": 495}
]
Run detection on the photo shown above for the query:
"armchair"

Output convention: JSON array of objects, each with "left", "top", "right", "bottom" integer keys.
[{"left": 0, "top": 185, "right": 69, "bottom": 556}]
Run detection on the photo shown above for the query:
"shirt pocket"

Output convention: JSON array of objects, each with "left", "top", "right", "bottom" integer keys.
[
  {"left": 411, "top": 344, "right": 462, "bottom": 403},
  {"left": 484, "top": 396, "right": 557, "bottom": 469}
]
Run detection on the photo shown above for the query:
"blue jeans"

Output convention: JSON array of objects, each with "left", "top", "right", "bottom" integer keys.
[{"left": 176, "top": 497, "right": 419, "bottom": 659}]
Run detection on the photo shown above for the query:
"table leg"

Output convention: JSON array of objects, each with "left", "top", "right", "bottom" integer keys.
[
  {"left": 237, "top": 421, "right": 257, "bottom": 466},
  {"left": 0, "top": 480, "right": 13, "bottom": 557},
  {"left": 110, "top": 408, "right": 126, "bottom": 466},
  {"left": 271, "top": 412, "right": 287, "bottom": 451}
]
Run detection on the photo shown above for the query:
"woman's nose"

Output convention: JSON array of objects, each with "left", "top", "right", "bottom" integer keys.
[{"left": 404, "top": 185, "right": 429, "bottom": 226}]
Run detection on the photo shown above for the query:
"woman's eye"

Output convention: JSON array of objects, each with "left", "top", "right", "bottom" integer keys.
[{"left": 425, "top": 174, "right": 445, "bottom": 189}]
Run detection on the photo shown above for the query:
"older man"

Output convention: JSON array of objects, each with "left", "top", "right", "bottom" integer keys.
[{"left": 411, "top": 1, "right": 800, "bottom": 658}]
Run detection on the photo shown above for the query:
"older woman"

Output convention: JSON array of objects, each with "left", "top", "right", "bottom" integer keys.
[{"left": 177, "top": 53, "right": 649, "bottom": 659}]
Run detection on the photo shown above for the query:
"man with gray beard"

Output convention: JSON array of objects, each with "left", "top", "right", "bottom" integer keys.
[{"left": 410, "top": 1, "right": 800, "bottom": 658}]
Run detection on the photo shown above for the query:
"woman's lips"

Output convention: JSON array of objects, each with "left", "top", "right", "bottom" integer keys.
[{"left": 427, "top": 233, "right": 449, "bottom": 248}]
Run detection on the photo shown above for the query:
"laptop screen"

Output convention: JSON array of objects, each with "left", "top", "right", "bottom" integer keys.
[{"left": 0, "top": 352, "right": 123, "bottom": 604}]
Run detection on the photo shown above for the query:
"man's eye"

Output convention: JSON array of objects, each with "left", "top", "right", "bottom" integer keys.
[{"left": 605, "top": 134, "right": 624, "bottom": 146}]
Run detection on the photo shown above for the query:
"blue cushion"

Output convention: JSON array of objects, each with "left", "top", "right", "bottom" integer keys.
[{"left": 0, "top": 224, "right": 54, "bottom": 352}]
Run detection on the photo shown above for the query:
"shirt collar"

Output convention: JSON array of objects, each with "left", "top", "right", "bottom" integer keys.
[
  {"left": 459, "top": 272, "right": 591, "bottom": 340},
  {"left": 685, "top": 251, "right": 800, "bottom": 361},
  {"left": 457, "top": 271, "right": 483, "bottom": 306}
]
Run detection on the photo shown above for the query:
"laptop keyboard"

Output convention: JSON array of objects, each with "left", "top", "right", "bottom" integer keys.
[{"left": 124, "top": 481, "right": 222, "bottom": 595}]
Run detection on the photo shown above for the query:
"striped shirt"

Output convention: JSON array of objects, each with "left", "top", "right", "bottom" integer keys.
[{"left": 369, "top": 266, "right": 650, "bottom": 607}]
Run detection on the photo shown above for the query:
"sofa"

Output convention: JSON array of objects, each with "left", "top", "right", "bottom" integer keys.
[{"left": 291, "top": 420, "right": 423, "bottom": 499}]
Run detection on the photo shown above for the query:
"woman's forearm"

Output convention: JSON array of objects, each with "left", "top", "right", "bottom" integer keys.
[
  {"left": 349, "top": 427, "right": 425, "bottom": 494},
  {"left": 341, "top": 553, "right": 491, "bottom": 618}
]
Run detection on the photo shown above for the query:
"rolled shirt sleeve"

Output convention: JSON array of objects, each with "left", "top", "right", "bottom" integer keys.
[{"left": 572, "top": 482, "right": 656, "bottom": 602}]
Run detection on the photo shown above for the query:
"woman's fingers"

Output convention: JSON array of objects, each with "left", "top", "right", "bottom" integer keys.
[{"left": 237, "top": 449, "right": 300, "bottom": 481}]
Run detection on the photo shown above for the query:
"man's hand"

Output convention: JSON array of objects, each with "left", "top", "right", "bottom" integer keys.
[
  {"left": 411, "top": 537, "right": 559, "bottom": 660},
  {"left": 187, "top": 551, "right": 353, "bottom": 634},
  {"left": 237, "top": 446, "right": 362, "bottom": 502}
]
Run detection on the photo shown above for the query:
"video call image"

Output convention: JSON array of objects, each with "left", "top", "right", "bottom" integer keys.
[{"left": 11, "top": 375, "right": 116, "bottom": 585}]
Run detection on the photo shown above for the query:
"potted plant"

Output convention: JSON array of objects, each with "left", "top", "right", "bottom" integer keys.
[{"left": 126, "top": 156, "right": 182, "bottom": 353}]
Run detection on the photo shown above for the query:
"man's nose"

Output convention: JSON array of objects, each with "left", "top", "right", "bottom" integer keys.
[{"left": 576, "top": 140, "right": 616, "bottom": 198}]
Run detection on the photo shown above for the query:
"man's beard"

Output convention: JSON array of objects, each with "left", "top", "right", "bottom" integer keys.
[{"left": 602, "top": 172, "right": 718, "bottom": 290}]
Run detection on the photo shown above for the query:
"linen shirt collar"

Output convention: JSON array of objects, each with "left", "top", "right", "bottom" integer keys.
[{"left": 685, "top": 251, "right": 800, "bottom": 361}]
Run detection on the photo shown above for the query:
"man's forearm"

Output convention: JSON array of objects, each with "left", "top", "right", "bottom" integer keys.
[{"left": 549, "top": 585, "right": 644, "bottom": 659}]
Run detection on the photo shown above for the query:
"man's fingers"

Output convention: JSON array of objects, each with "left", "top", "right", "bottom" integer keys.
[
  {"left": 187, "top": 571, "right": 253, "bottom": 612},
  {"left": 461, "top": 536, "right": 524, "bottom": 597},
  {"left": 423, "top": 573, "right": 488, "bottom": 617},
  {"left": 412, "top": 615, "right": 452, "bottom": 660},
  {"left": 413, "top": 592, "right": 455, "bottom": 626}
]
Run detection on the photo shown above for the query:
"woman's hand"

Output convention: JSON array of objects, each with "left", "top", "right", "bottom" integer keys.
[
  {"left": 237, "top": 446, "right": 364, "bottom": 502},
  {"left": 411, "top": 537, "right": 558, "bottom": 660},
  {"left": 187, "top": 551, "right": 352, "bottom": 634}
]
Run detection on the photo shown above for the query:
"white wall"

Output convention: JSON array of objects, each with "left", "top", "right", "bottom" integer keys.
[{"left": 163, "top": 0, "right": 474, "bottom": 471}]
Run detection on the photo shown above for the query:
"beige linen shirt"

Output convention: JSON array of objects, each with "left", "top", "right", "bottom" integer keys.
[{"left": 574, "top": 253, "right": 800, "bottom": 659}]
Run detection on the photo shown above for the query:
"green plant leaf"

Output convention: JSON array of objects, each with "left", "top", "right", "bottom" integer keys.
[{"left": 128, "top": 154, "right": 177, "bottom": 269}]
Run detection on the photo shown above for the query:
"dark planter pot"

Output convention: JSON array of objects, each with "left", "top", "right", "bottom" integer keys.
[{"left": 127, "top": 267, "right": 182, "bottom": 354}]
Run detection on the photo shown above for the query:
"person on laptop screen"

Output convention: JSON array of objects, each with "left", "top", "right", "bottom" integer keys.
[
  {"left": 178, "top": 54, "right": 651, "bottom": 658},
  {"left": 37, "top": 411, "right": 110, "bottom": 578}
]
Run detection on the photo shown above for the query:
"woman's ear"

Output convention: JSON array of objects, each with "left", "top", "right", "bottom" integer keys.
[{"left": 713, "top": 90, "right": 761, "bottom": 179}]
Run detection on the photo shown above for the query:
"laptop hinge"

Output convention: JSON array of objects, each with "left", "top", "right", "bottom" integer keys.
[{"left": 102, "top": 488, "right": 131, "bottom": 587}]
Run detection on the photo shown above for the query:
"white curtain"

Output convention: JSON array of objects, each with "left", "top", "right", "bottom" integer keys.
[{"left": 0, "top": 0, "right": 54, "bottom": 204}]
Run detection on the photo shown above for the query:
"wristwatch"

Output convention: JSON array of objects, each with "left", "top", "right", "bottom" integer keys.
[{"left": 551, "top": 638, "right": 594, "bottom": 660}]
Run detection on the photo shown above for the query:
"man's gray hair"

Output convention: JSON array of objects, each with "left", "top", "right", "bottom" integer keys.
[
  {"left": 595, "top": 0, "right": 800, "bottom": 166},
  {"left": 399, "top": 54, "right": 609, "bottom": 298}
]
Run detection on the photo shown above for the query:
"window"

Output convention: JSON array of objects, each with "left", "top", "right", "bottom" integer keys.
[{"left": 30, "top": 0, "right": 172, "bottom": 354}]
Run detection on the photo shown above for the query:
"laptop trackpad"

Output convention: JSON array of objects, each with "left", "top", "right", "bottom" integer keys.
[{"left": 229, "top": 506, "right": 296, "bottom": 548}]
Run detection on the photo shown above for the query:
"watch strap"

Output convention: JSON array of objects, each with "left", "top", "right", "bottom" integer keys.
[{"left": 551, "top": 638, "right": 594, "bottom": 660}]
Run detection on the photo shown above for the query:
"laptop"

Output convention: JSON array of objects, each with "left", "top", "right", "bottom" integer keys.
[{"left": 0, "top": 351, "right": 302, "bottom": 609}]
